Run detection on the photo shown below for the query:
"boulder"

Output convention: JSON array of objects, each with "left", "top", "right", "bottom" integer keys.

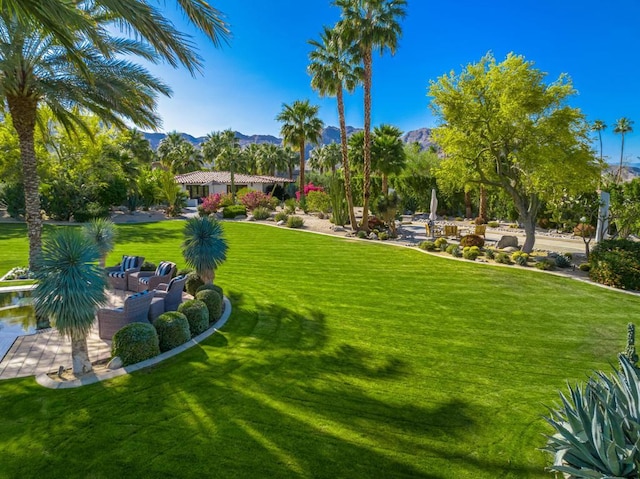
[
  {"left": 276, "top": 220, "right": 285, "bottom": 226},
  {"left": 247, "top": 215, "right": 256, "bottom": 221},
  {"left": 502, "top": 246, "right": 520, "bottom": 253},
  {"left": 497, "top": 235, "right": 519, "bottom": 249},
  {"left": 107, "top": 356, "right": 123, "bottom": 370},
  {"left": 368, "top": 232, "right": 379, "bottom": 240}
]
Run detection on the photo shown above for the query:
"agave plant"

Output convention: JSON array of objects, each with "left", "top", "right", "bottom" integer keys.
[
  {"left": 33, "top": 228, "right": 107, "bottom": 376},
  {"left": 182, "top": 217, "right": 228, "bottom": 285},
  {"left": 82, "top": 218, "right": 116, "bottom": 268},
  {"left": 543, "top": 355, "right": 640, "bottom": 478}
]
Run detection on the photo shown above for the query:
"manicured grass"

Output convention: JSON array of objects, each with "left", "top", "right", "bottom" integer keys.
[{"left": 0, "top": 221, "right": 639, "bottom": 478}]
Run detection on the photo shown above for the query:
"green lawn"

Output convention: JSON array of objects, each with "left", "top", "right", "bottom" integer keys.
[{"left": 0, "top": 221, "right": 638, "bottom": 478}]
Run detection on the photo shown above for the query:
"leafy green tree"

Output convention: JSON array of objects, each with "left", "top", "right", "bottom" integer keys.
[
  {"left": 371, "top": 124, "right": 405, "bottom": 194},
  {"left": 335, "top": 0, "right": 407, "bottom": 231},
  {"left": 429, "top": 52, "right": 599, "bottom": 252},
  {"left": 308, "top": 24, "right": 362, "bottom": 230},
  {"left": 33, "top": 228, "right": 107, "bottom": 376},
  {"left": 182, "top": 216, "right": 229, "bottom": 285},
  {"left": 0, "top": 10, "right": 171, "bottom": 270},
  {"left": 276, "top": 100, "right": 324, "bottom": 201},
  {"left": 391, "top": 143, "right": 438, "bottom": 213},
  {"left": 157, "top": 131, "right": 203, "bottom": 174},
  {"left": 608, "top": 178, "right": 640, "bottom": 238},
  {"left": 614, "top": 117, "right": 633, "bottom": 184}
]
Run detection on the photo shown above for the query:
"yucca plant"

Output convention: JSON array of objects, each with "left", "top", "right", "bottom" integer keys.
[
  {"left": 543, "top": 355, "right": 640, "bottom": 478},
  {"left": 33, "top": 228, "right": 107, "bottom": 376},
  {"left": 82, "top": 218, "right": 116, "bottom": 268},
  {"left": 182, "top": 217, "right": 228, "bottom": 285}
]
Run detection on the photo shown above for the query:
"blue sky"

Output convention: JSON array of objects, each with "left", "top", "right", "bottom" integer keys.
[{"left": 146, "top": 0, "right": 640, "bottom": 165}]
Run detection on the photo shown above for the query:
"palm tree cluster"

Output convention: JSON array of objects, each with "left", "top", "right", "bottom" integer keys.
[{"left": 592, "top": 117, "right": 634, "bottom": 185}]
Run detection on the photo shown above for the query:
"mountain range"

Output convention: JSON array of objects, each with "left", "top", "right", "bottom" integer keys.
[{"left": 142, "top": 126, "right": 435, "bottom": 152}]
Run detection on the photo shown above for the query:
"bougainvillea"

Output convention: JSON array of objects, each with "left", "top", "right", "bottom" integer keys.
[
  {"left": 240, "top": 190, "right": 273, "bottom": 210},
  {"left": 295, "top": 183, "right": 324, "bottom": 200},
  {"left": 198, "top": 194, "right": 222, "bottom": 215}
]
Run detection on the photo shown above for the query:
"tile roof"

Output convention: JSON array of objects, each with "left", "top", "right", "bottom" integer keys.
[{"left": 174, "top": 171, "right": 293, "bottom": 185}]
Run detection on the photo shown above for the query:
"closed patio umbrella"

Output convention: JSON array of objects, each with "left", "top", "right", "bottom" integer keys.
[{"left": 429, "top": 188, "right": 437, "bottom": 239}]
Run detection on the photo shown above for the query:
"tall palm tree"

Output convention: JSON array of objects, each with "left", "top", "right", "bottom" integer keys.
[
  {"left": 256, "top": 143, "right": 287, "bottom": 176},
  {"left": 309, "top": 143, "right": 342, "bottom": 174},
  {"left": 201, "top": 130, "right": 226, "bottom": 169},
  {"left": 614, "top": 117, "right": 633, "bottom": 184},
  {"left": 276, "top": 100, "right": 324, "bottom": 201},
  {"left": 157, "top": 132, "right": 202, "bottom": 174},
  {"left": 0, "top": 11, "right": 171, "bottom": 270},
  {"left": 33, "top": 228, "right": 108, "bottom": 376},
  {"left": 6, "top": 0, "right": 230, "bottom": 76},
  {"left": 371, "top": 124, "right": 405, "bottom": 194},
  {"left": 182, "top": 216, "right": 228, "bottom": 285},
  {"left": 335, "top": 0, "right": 407, "bottom": 231},
  {"left": 308, "top": 25, "right": 362, "bottom": 229},
  {"left": 82, "top": 218, "right": 116, "bottom": 268},
  {"left": 243, "top": 143, "right": 261, "bottom": 175},
  {"left": 210, "top": 129, "right": 241, "bottom": 201},
  {"left": 592, "top": 119, "right": 606, "bottom": 164}
]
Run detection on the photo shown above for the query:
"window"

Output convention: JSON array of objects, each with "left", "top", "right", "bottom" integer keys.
[{"left": 187, "top": 185, "right": 209, "bottom": 200}]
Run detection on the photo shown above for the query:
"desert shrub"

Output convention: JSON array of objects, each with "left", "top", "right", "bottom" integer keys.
[
  {"left": 286, "top": 216, "right": 304, "bottom": 228},
  {"left": 485, "top": 248, "right": 496, "bottom": 260},
  {"left": 111, "top": 322, "right": 160, "bottom": 366},
  {"left": 357, "top": 230, "right": 367, "bottom": 239},
  {"left": 378, "top": 231, "right": 389, "bottom": 240},
  {"left": 252, "top": 206, "right": 270, "bottom": 220},
  {"left": 487, "top": 221, "right": 500, "bottom": 228},
  {"left": 274, "top": 211, "right": 288, "bottom": 222},
  {"left": 223, "top": 205, "right": 247, "bottom": 218},
  {"left": 196, "top": 289, "right": 223, "bottom": 323},
  {"left": 178, "top": 299, "right": 209, "bottom": 337},
  {"left": 73, "top": 202, "right": 109, "bottom": 223},
  {"left": 494, "top": 252, "right": 511, "bottom": 264},
  {"left": 590, "top": 239, "right": 640, "bottom": 290},
  {"left": 554, "top": 254, "right": 572, "bottom": 268},
  {"left": 154, "top": 311, "right": 191, "bottom": 352},
  {"left": 460, "top": 234, "right": 485, "bottom": 248},
  {"left": 534, "top": 260, "right": 554, "bottom": 270},
  {"left": 419, "top": 240, "right": 436, "bottom": 251},
  {"left": 511, "top": 251, "right": 529, "bottom": 263},
  {"left": 177, "top": 267, "right": 193, "bottom": 277},
  {"left": 462, "top": 246, "right": 479, "bottom": 261},
  {"left": 514, "top": 254, "right": 529, "bottom": 266},
  {"left": 455, "top": 217, "right": 463, "bottom": 221},
  {"left": 306, "top": 190, "right": 331, "bottom": 213},
  {"left": 450, "top": 246, "right": 462, "bottom": 258},
  {"left": 184, "top": 272, "right": 204, "bottom": 296},
  {"left": 434, "top": 237, "right": 448, "bottom": 251},
  {"left": 284, "top": 198, "right": 297, "bottom": 214},
  {"left": 269, "top": 196, "right": 280, "bottom": 210},
  {"left": 368, "top": 216, "right": 385, "bottom": 231},
  {"left": 198, "top": 193, "right": 222, "bottom": 216},
  {"left": 579, "top": 262, "right": 591, "bottom": 272},
  {"left": 195, "top": 283, "right": 223, "bottom": 298},
  {"left": 240, "top": 190, "right": 272, "bottom": 210},
  {"left": 509, "top": 223, "right": 518, "bottom": 229},
  {"left": 445, "top": 244, "right": 458, "bottom": 255},
  {"left": 565, "top": 252, "right": 573, "bottom": 259},
  {"left": 218, "top": 193, "right": 234, "bottom": 207},
  {"left": 140, "top": 261, "right": 156, "bottom": 272}
]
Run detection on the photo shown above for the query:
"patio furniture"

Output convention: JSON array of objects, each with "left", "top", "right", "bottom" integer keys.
[
  {"left": 444, "top": 225, "right": 459, "bottom": 238},
  {"left": 97, "top": 289, "right": 155, "bottom": 340},
  {"left": 154, "top": 275, "right": 187, "bottom": 312},
  {"left": 424, "top": 222, "right": 442, "bottom": 238},
  {"left": 131, "top": 261, "right": 176, "bottom": 292},
  {"left": 474, "top": 224, "right": 487, "bottom": 238},
  {"left": 106, "top": 255, "right": 145, "bottom": 291}
]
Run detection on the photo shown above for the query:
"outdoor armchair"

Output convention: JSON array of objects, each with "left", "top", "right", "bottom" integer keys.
[
  {"left": 97, "top": 289, "right": 155, "bottom": 340},
  {"left": 154, "top": 275, "right": 187, "bottom": 312},
  {"left": 105, "top": 255, "right": 145, "bottom": 291},
  {"left": 131, "top": 261, "right": 176, "bottom": 292}
]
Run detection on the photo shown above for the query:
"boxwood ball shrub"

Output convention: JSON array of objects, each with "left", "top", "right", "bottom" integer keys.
[
  {"left": 590, "top": 239, "right": 640, "bottom": 290},
  {"left": 445, "top": 244, "right": 458, "bottom": 255},
  {"left": 287, "top": 216, "right": 304, "bottom": 228},
  {"left": 434, "top": 237, "right": 448, "bottom": 250},
  {"left": 195, "top": 283, "right": 223, "bottom": 298},
  {"left": 222, "top": 205, "right": 247, "bottom": 219},
  {"left": 154, "top": 311, "right": 191, "bottom": 352},
  {"left": 418, "top": 240, "right": 436, "bottom": 251},
  {"left": 579, "top": 263, "right": 591, "bottom": 272},
  {"left": 178, "top": 299, "right": 209, "bottom": 337},
  {"left": 460, "top": 234, "right": 485, "bottom": 248},
  {"left": 111, "top": 322, "right": 160, "bottom": 367},
  {"left": 462, "top": 246, "right": 479, "bottom": 261},
  {"left": 185, "top": 272, "right": 204, "bottom": 296},
  {"left": 511, "top": 251, "right": 529, "bottom": 266},
  {"left": 196, "top": 289, "right": 223, "bottom": 323}
]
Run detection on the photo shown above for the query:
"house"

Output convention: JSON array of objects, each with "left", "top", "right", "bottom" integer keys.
[{"left": 174, "top": 171, "right": 293, "bottom": 204}]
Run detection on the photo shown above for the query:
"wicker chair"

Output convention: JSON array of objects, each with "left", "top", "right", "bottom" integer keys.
[
  {"left": 154, "top": 275, "right": 187, "bottom": 312},
  {"left": 105, "top": 255, "right": 145, "bottom": 291},
  {"left": 98, "top": 289, "right": 155, "bottom": 340},
  {"left": 130, "top": 261, "right": 176, "bottom": 292}
]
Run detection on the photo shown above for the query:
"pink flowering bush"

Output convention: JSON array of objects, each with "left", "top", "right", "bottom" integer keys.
[
  {"left": 240, "top": 190, "right": 273, "bottom": 210},
  {"left": 295, "top": 183, "right": 324, "bottom": 200},
  {"left": 198, "top": 194, "right": 222, "bottom": 216}
]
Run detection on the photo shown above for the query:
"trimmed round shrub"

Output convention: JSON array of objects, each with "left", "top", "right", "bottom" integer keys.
[
  {"left": 185, "top": 272, "right": 204, "bottom": 296},
  {"left": 434, "top": 237, "right": 448, "bottom": 251},
  {"left": 357, "top": 230, "right": 367, "bottom": 239},
  {"left": 579, "top": 262, "right": 591, "bottom": 272},
  {"left": 196, "top": 289, "right": 223, "bottom": 323},
  {"left": 494, "top": 252, "right": 511, "bottom": 265},
  {"left": 252, "top": 206, "right": 270, "bottom": 220},
  {"left": 511, "top": 251, "right": 529, "bottom": 265},
  {"left": 154, "top": 311, "right": 191, "bottom": 352},
  {"left": 274, "top": 211, "right": 288, "bottom": 222},
  {"left": 534, "top": 260, "right": 554, "bottom": 271},
  {"left": 222, "top": 205, "right": 247, "bottom": 218},
  {"left": 195, "top": 283, "right": 223, "bottom": 298},
  {"left": 419, "top": 240, "right": 436, "bottom": 251},
  {"left": 178, "top": 299, "right": 209, "bottom": 336},
  {"left": 590, "top": 239, "right": 640, "bottom": 290},
  {"left": 445, "top": 244, "right": 458, "bottom": 255},
  {"left": 462, "top": 246, "right": 479, "bottom": 261},
  {"left": 111, "top": 322, "right": 160, "bottom": 367},
  {"left": 140, "top": 261, "right": 156, "bottom": 272},
  {"left": 286, "top": 215, "right": 304, "bottom": 228},
  {"left": 460, "top": 234, "right": 485, "bottom": 248}
]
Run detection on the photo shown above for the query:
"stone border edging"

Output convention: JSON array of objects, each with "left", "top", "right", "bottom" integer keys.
[{"left": 35, "top": 296, "right": 232, "bottom": 389}]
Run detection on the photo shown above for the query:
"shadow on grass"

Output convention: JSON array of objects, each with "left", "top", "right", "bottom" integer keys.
[{"left": 114, "top": 223, "right": 183, "bottom": 244}]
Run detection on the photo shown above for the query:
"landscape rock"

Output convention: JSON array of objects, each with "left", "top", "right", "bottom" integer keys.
[
  {"left": 247, "top": 215, "right": 256, "bottom": 221},
  {"left": 234, "top": 215, "right": 247, "bottom": 220},
  {"left": 502, "top": 246, "right": 519, "bottom": 253},
  {"left": 368, "top": 233, "right": 378, "bottom": 240},
  {"left": 497, "top": 235, "right": 519, "bottom": 249},
  {"left": 276, "top": 220, "right": 285, "bottom": 226},
  {"left": 107, "top": 357, "right": 123, "bottom": 370}
]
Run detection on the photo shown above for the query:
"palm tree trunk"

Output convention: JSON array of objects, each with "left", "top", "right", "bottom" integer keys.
[
  {"left": 298, "top": 140, "right": 306, "bottom": 201},
  {"left": 7, "top": 95, "right": 42, "bottom": 271},
  {"left": 230, "top": 165, "right": 236, "bottom": 202},
  {"left": 617, "top": 134, "right": 625, "bottom": 184},
  {"left": 71, "top": 336, "right": 93, "bottom": 376},
  {"left": 337, "top": 86, "right": 358, "bottom": 230},
  {"left": 361, "top": 49, "right": 373, "bottom": 232},
  {"left": 598, "top": 131, "right": 603, "bottom": 163}
]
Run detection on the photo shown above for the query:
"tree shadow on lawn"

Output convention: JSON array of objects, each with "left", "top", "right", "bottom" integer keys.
[{"left": 113, "top": 222, "right": 183, "bottom": 244}]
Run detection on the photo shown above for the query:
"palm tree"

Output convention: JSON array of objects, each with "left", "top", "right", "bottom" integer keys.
[
  {"left": 592, "top": 120, "right": 606, "bottom": 164},
  {"left": 372, "top": 124, "right": 405, "bottom": 194},
  {"left": 309, "top": 143, "right": 342, "bottom": 174},
  {"left": 6, "top": 0, "right": 230, "bottom": 76},
  {"left": 276, "top": 100, "right": 324, "bottom": 202},
  {"left": 201, "top": 130, "right": 227, "bottom": 169},
  {"left": 335, "top": 0, "right": 407, "bottom": 231},
  {"left": 182, "top": 216, "right": 229, "bottom": 285},
  {"left": 33, "top": 228, "right": 108, "bottom": 376},
  {"left": 157, "top": 132, "right": 203, "bottom": 174},
  {"left": 0, "top": 11, "right": 171, "bottom": 270},
  {"left": 256, "top": 143, "right": 287, "bottom": 176},
  {"left": 614, "top": 117, "right": 633, "bottom": 184},
  {"left": 243, "top": 143, "right": 261, "bottom": 175},
  {"left": 308, "top": 25, "right": 362, "bottom": 229},
  {"left": 209, "top": 129, "right": 241, "bottom": 201},
  {"left": 82, "top": 218, "right": 116, "bottom": 268}
]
